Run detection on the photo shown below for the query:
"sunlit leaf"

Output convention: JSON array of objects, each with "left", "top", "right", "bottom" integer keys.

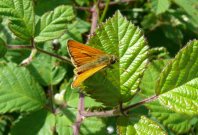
[
  {"left": 83, "top": 11, "right": 149, "bottom": 106},
  {"left": 140, "top": 60, "right": 169, "bottom": 96},
  {"left": 35, "top": 5, "right": 75, "bottom": 42},
  {"left": 147, "top": 101, "right": 198, "bottom": 134},
  {"left": 0, "top": 63, "right": 46, "bottom": 113},
  {"left": 156, "top": 40, "right": 198, "bottom": 115},
  {"left": 134, "top": 116, "right": 167, "bottom": 135},
  {"left": 0, "top": 0, "right": 34, "bottom": 40},
  {"left": 55, "top": 114, "right": 73, "bottom": 135}
]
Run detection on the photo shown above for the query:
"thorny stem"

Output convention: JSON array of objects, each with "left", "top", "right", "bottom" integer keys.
[
  {"left": 81, "top": 95, "right": 158, "bottom": 118},
  {"left": 99, "top": 0, "right": 134, "bottom": 7},
  {"left": 75, "top": 6, "right": 90, "bottom": 11},
  {"left": 90, "top": 0, "right": 101, "bottom": 34},
  {"left": 76, "top": 0, "right": 135, "bottom": 11},
  {"left": 122, "top": 95, "right": 158, "bottom": 112},
  {"left": 7, "top": 44, "right": 72, "bottom": 65},
  {"left": 82, "top": 109, "right": 121, "bottom": 117},
  {"left": 7, "top": 45, "right": 33, "bottom": 49},
  {"left": 36, "top": 47, "right": 72, "bottom": 64},
  {"left": 73, "top": 93, "right": 85, "bottom": 135},
  {"left": 20, "top": 48, "right": 37, "bottom": 65},
  {"left": 20, "top": 39, "right": 37, "bottom": 65}
]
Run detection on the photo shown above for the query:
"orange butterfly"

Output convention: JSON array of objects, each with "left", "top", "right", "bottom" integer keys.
[{"left": 67, "top": 40, "right": 118, "bottom": 88}]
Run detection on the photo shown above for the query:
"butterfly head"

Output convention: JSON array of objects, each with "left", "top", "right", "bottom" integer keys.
[{"left": 109, "top": 55, "right": 118, "bottom": 65}]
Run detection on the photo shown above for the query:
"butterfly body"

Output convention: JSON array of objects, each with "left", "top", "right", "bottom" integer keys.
[
  {"left": 67, "top": 40, "right": 117, "bottom": 88},
  {"left": 75, "top": 54, "right": 115, "bottom": 74}
]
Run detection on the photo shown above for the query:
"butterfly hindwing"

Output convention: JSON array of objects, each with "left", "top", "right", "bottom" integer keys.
[{"left": 72, "top": 64, "right": 107, "bottom": 88}]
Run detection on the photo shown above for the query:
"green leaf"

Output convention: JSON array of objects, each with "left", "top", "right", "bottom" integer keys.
[
  {"left": 60, "top": 80, "right": 103, "bottom": 108},
  {"left": 151, "top": 0, "right": 170, "bottom": 15},
  {"left": 11, "top": 110, "right": 56, "bottom": 135},
  {"left": 27, "top": 45, "right": 66, "bottom": 86},
  {"left": 147, "top": 101, "right": 198, "bottom": 134},
  {"left": 60, "top": 18, "right": 90, "bottom": 42},
  {"left": 134, "top": 116, "right": 167, "bottom": 135},
  {"left": 80, "top": 117, "right": 107, "bottom": 135},
  {"left": 0, "top": 63, "right": 46, "bottom": 113},
  {"left": 55, "top": 114, "right": 73, "bottom": 135},
  {"left": 55, "top": 108, "right": 76, "bottom": 135},
  {"left": 83, "top": 11, "right": 149, "bottom": 106},
  {"left": 117, "top": 117, "right": 137, "bottom": 135},
  {"left": 156, "top": 40, "right": 198, "bottom": 115},
  {"left": 0, "top": 37, "right": 7, "bottom": 58},
  {"left": 140, "top": 60, "right": 169, "bottom": 96},
  {"left": 0, "top": 0, "right": 34, "bottom": 40},
  {"left": 36, "top": 112, "right": 56, "bottom": 135},
  {"left": 34, "top": 0, "right": 72, "bottom": 16},
  {"left": 173, "top": 0, "right": 198, "bottom": 27},
  {"left": 35, "top": 5, "right": 75, "bottom": 42}
]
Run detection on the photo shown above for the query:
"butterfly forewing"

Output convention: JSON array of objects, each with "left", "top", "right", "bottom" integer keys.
[{"left": 67, "top": 40, "right": 105, "bottom": 67}]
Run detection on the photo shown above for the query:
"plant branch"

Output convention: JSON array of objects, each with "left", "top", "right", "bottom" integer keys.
[
  {"left": 48, "top": 85, "right": 55, "bottom": 113},
  {"left": 8, "top": 44, "right": 72, "bottom": 65},
  {"left": 20, "top": 39, "right": 36, "bottom": 65},
  {"left": 123, "top": 95, "right": 158, "bottom": 112},
  {"left": 82, "top": 109, "right": 121, "bottom": 117},
  {"left": 80, "top": 95, "right": 158, "bottom": 118},
  {"left": 99, "top": 0, "right": 135, "bottom": 7},
  {"left": 7, "top": 45, "right": 33, "bottom": 49},
  {"left": 73, "top": 93, "right": 85, "bottom": 135},
  {"left": 20, "top": 48, "right": 37, "bottom": 66},
  {"left": 90, "top": 0, "right": 101, "bottom": 34},
  {"left": 75, "top": 6, "right": 91, "bottom": 11},
  {"left": 36, "top": 47, "right": 72, "bottom": 65},
  {"left": 75, "top": 0, "right": 135, "bottom": 11}
]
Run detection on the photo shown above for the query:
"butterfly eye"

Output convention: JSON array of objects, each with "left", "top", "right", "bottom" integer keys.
[{"left": 110, "top": 60, "right": 116, "bottom": 64}]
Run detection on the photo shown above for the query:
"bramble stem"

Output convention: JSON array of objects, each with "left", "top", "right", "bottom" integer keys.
[
  {"left": 7, "top": 45, "right": 32, "bottom": 49},
  {"left": 82, "top": 109, "right": 120, "bottom": 117},
  {"left": 73, "top": 93, "right": 85, "bottom": 135},
  {"left": 20, "top": 48, "right": 37, "bottom": 65},
  {"left": 80, "top": 95, "right": 158, "bottom": 118},
  {"left": 75, "top": 0, "right": 135, "bottom": 11},
  {"left": 90, "top": 0, "right": 101, "bottom": 34},
  {"left": 36, "top": 47, "right": 72, "bottom": 64},
  {"left": 7, "top": 44, "right": 72, "bottom": 65},
  {"left": 122, "top": 95, "right": 158, "bottom": 112}
]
